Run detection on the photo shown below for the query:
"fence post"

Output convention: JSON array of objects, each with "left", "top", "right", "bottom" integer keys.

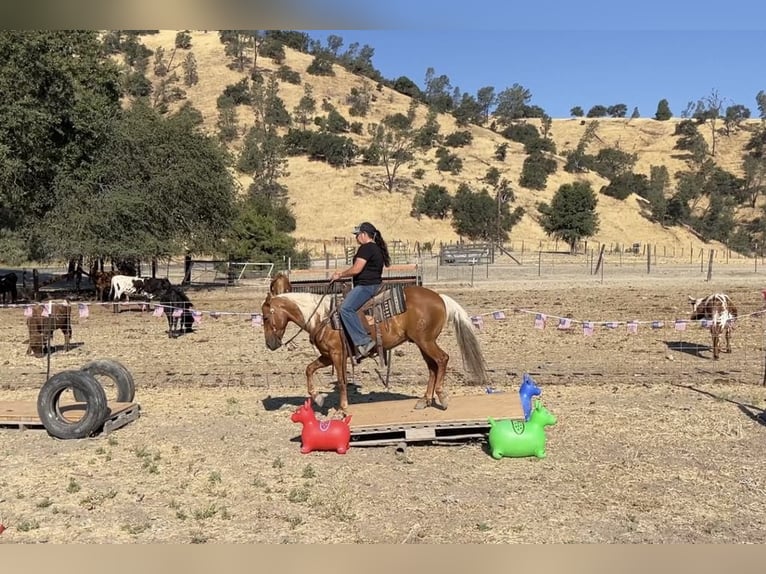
[
  {"left": 706, "top": 249, "right": 714, "bottom": 281},
  {"left": 646, "top": 245, "right": 651, "bottom": 274},
  {"left": 538, "top": 250, "right": 542, "bottom": 277}
]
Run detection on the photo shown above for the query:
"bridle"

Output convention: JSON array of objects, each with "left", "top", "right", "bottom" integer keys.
[{"left": 273, "top": 286, "right": 333, "bottom": 347}]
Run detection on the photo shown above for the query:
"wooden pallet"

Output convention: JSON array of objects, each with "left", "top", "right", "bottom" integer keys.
[
  {"left": 347, "top": 392, "right": 523, "bottom": 447},
  {"left": 0, "top": 400, "right": 141, "bottom": 435}
]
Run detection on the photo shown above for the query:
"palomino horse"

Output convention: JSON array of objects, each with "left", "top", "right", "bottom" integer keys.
[
  {"left": 269, "top": 272, "right": 292, "bottom": 295},
  {"left": 261, "top": 286, "right": 489, "bottom": 412}
]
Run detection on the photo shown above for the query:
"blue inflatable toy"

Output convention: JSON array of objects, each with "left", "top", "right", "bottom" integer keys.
[{"left": 519, "top": 373, "right": 542, "bottom": 421}]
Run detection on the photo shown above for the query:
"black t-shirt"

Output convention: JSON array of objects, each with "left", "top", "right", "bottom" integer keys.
[{"left": 353, "top": 242, "right": 384, "bottom": 286}]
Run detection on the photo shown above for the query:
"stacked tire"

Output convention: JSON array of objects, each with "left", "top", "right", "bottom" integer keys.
[{"left": 37, "top": 359, "right": 135, "bottom": 440}]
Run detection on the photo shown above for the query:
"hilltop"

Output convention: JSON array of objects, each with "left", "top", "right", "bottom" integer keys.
[{"left": 137, "top": 30, "right": 761, "bottom": 255}]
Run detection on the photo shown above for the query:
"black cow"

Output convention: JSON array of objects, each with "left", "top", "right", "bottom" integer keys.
[
  {"left": 133, "top": 277, "right": 172, "bottom": 299},
  {"left": 0, "top": 272, "right": 18, "bottom": 304},
  {"left": 158, "top": 286, "right": 195, "bottom": 338}
]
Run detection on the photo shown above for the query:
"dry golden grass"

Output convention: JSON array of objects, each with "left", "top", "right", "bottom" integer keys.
[{"left": 137, "top": 31, "right": 760, "bottom": 255}]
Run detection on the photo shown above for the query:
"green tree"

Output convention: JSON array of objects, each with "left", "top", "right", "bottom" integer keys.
[
  {"left": 494, "top": 83, "right": 533, "bottom": 124},
  {"left": 723, "top": 104, "right": 751, "bottom": 135},
  {"left": 519, "top": 152, "right": 556, "bottom": 190},
  {"left": 654, "top": 99, "right": 672, "bottom": 120},
  {"left": 182, "top": 52, "right": 198, "bottom": 86},
  {"left": 450, "top": 183, "right": 523, "bottom": 241},
  {"left": 411, "top": 184, "right": 452, "bottom": 219},
  {"left": 586, "top": 105, "right": 608, "bottom": 118},
  {"left": 630, "top": 107, "right": 640, "bottom": 118},
  {"left": 0, "top": 31, "right": 122, "bottom": 257},
  {"left": 293, "top": 83, "right": 316, "bottom": 129},
  {"left": 368, "top": 113, "right": 416, "bottom": 192},
  {"left": 43, "top": 101, "right": 236, "bottom": 260},
  {"left": 537, "top": 181, "right": 600, "bottom": 253},
  {"left": 219, "top": 30, "right": 259, "bottom": 73},
  {"left": 757, "top": 90, "right": 766, "bottom": 119},
  {"left": 175, "top": 31, "right": 192, "bottom": 49},
  {"left": 570, "top": 106, "right": 584, "bottom": 117},
  {"left": 476, "top": 86, "right": 496, "bottom": 124}
]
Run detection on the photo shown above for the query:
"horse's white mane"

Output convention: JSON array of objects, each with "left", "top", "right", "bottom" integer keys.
[{"left": 277, "top": 292, "right": 332, "bottom": 330}]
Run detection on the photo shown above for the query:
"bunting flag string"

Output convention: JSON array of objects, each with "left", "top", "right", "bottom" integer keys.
[{"left": 5, "top": 295, "right": 766, "bottom": 339}]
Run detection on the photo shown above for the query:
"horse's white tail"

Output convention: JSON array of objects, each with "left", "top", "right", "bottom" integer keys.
[{"left": 440, "top": 294, "right": 489, "bottom": 385}]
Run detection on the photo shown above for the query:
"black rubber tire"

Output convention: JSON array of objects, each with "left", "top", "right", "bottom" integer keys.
[
  {"left": 37, "top": 370, "right": 108, "bottom": 440},
  {"left": 76, "top": 359, "right": 136, "bottom": 403}
]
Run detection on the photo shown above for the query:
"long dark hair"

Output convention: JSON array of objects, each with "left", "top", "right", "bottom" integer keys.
[{"left": 372, "top": 229, "right": 391, "bottom": 267}]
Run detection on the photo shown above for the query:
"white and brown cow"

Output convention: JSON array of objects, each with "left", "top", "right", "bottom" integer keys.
[{"left": 688, "top": 293, "right": 737, "bottom": 360}]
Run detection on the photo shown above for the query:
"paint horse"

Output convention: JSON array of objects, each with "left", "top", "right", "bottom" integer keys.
[
  {"left": 261, "top": 287, "right": 489, "bottom": 413},
  {"left": 688, "top": 293, "right": 737, "bottom": 360},
  {"left": 487, "top": 399, "right": 557, "bottom": 459},
  {"left": 291, "top": 398, "right": 352, "bottom": 454}
]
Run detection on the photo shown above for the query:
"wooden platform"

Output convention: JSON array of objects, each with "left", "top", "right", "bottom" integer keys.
[
  {"left": 0, "top": 400, "right": 141, "bottom": 435},
  {"left": 347, "top": 392, "right": 523, "bottom": 447}
]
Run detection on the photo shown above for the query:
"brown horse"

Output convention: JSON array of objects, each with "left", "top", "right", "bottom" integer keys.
[
  {"left": 269, "top": 272, "right": 292, "bottom": 295},
  {"left": 261, "top": 287, "right": 489, "bottom": 412}
]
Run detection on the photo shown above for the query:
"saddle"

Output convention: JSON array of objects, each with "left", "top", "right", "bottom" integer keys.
[{"left": 330, "top": 284, "right": 407, "bottom": 366}]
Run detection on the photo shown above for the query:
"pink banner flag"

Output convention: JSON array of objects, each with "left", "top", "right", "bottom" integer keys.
[
  {"left": 153, "top": 305, "right": 164, "bottom": 317},
  {"left": 534, "top": 313, "right": 546, "bottom": 329},
  {"left": 471, "top": 315, "right": 484, "bottom": 330},
  {"left": 605, "top": 321, "right": 619, "bottom": 329},
  {"left": 172, "top": 307, "right": 183, "bottom": 318},
  {"left": 192, "top": 310, "right": 202, "bottom": 324},
  {"left": 23, "top": 305, "right": 33, "bottom": 317},
  {"left": 210, "top": 311, "right": 221, "bottom": 319},
  {"left": 251, "top": 313, "right": 263, "bottom": 327},
  {"left": 627, "top": 320, "right": 638, "bottom": 334},
  {"left": 492, "top": 310, "right": 506, "bottom": 320},
  {"left": 41, "top": 303, "right": 50, "bottom": 317},
  {"left": 557, "top": 317, "right": 572, "bottom": 330},
  {"left": 78, "top": 303, "right": 89, "bottom": 319},
  {"left": 583, "top": 321, "right": 594, "bottom": 336},
  {"left": 651, "top": 321, "right": 664, "bottom": 329},
  {"left": 674, "top": 320, "right": 686, "bottom": 331}
]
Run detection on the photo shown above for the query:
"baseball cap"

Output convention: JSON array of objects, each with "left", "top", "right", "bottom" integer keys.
[{"left": 352, "top": 222, "right": 377, "bottom": 236}]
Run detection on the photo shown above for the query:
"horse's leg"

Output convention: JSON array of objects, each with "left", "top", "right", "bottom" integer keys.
[
  {"left": 306, "top": 354, "right": 332, "bottom": 406},
  {"left": 414, "top": 348, "right": 438, "bottom": 410},
  {"left": 331, "top": 349, "right": 351, "bottom": 413},
  {"left": 414, "top": 342, "right": 449, "bottom": 410}
]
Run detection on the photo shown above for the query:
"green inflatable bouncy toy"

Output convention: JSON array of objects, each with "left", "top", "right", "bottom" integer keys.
[{"left": 487, "top": 399, "right": 557, "bottom": 459}]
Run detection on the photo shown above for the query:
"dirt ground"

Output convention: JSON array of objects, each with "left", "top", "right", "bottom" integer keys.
[{"left": 1, "top": 266, "right": 766, "bottom": 543}]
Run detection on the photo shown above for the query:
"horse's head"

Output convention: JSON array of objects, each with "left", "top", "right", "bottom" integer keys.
[
  {"left": 529, "top": 399, "right": 557, "bottom": 428},
  {"left": 269, "top": 272, "right": 292, "bottom": 295},
  {"left": 290, "top": 398, "right": 315, "bottom": 424}
]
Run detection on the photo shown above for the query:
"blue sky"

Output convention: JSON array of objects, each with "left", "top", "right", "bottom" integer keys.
[{"left": 299, "top": 1, "right": 766, "bottom": 119}]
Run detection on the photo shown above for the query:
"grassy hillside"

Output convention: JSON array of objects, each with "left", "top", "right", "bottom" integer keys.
[{"left": 137, "top": 30, "right": 762, "bottom": 255}]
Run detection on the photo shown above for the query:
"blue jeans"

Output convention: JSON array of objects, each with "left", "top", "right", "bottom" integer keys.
[{"left": 339, "top": 284, "right": 380, "bottom": 347}]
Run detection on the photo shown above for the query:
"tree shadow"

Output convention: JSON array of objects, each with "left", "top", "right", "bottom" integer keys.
[
  {"left": 671, "top": 383, "right": 766, "bottom": 428},
  {"left": 664, "top": 340, "right": 711, "bottom": 358}
]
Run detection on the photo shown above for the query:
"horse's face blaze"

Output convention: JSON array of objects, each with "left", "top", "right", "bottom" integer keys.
[{"left": 261, "top": 302, "right": 285, "bottom": 350}]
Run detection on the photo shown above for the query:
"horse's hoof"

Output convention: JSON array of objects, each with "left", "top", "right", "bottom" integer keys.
[
  {"left": 313, "top": 393, "right": 326, "bottom": 408},
  {"left": 414, "top": 398, "right": 428, "bottom": 410},
  {"left": 437, "top": 393, "right": 449, "bottom": 410}
]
